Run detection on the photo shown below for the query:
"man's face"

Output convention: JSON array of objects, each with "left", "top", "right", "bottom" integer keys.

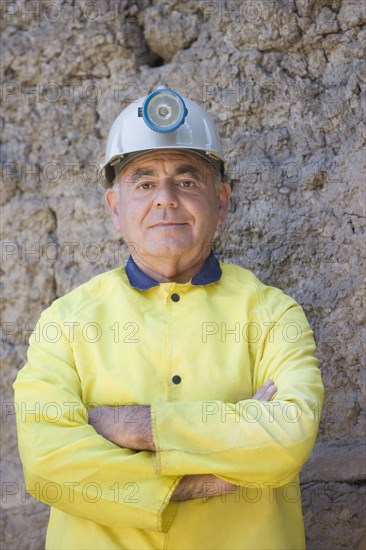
[{"left": 105, "top": 150, "right": 231, "bottom": 265}]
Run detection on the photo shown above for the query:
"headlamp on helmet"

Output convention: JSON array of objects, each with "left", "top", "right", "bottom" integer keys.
[{"left": 138, "top": 89, "right": 188, "bottom": 133}]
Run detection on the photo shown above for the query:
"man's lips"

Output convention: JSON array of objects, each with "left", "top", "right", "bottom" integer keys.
[{"left": 150, "top": 222, "right": 189, "bottom": 227}]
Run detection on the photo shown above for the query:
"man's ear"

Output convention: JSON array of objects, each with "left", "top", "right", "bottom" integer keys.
[
  {"left": 105, "top": 187, "right": 120, "bottom": 229},
  {"left": 217, "top": 181, "right": 231, "bottom": 225}
]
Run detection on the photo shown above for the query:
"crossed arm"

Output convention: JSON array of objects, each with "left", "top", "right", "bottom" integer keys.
[{"left": 88, "top": 380, "right": 277, "bottom": 501}]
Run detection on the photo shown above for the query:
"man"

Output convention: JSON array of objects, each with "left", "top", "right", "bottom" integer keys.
[{"left": 14, "top": 88, "right": 323, "bottom": 549}]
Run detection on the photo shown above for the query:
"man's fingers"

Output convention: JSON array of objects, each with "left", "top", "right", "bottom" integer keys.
[{"left": 252, "top": 380, "right": 277, "bottom": 401}]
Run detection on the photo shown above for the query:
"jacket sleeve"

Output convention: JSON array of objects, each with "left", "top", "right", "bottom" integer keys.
[
  {"left": 151, "top": 296, "right": 324, "bottom": 488},
  {"left": 13, "top": 306, "right": 180, "bottom": 532}
]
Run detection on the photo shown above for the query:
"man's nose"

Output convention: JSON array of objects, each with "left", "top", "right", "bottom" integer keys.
[{"left": 153, "top": 180, "right": 179, "bottom": 208}]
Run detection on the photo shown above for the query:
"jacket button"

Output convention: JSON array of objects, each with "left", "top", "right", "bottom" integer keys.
[
  {"left": 172, "top": 375, "right": 181, "bottom": 384},
  {"left": 171, "top": 293, "right": 180, "bottom": 302}
]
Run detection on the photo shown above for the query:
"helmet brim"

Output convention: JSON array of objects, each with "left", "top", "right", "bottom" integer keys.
[{"left": 98, "top": 148, "right": 229, "bottom": 188}]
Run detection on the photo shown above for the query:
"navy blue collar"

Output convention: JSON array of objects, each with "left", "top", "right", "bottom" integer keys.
[{"left": 125, "top": 250, "right": 222, "bottom": 290}]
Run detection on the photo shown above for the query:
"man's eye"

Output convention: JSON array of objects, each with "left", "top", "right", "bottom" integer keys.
[
  {"left": 179, "top": 180, "right": 195, "bottom": 188},
  {"left": 138, "top": 182, "right": 153, "bottom": 190}
]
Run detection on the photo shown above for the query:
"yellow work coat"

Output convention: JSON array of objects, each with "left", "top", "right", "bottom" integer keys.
[{"left": 14, "top": 256, "right": 324, "bottom": 549}]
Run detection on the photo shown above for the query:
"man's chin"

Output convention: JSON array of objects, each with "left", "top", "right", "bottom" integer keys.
[{"left": 142, "top": 240, "right": 194, "bottom": 259}]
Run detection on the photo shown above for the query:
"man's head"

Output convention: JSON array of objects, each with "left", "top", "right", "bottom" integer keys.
[
  {"left": 101, "top": 88, "right": 231, "bottom": 279},
  {"left": 105, "top": 149, "right": 231, "bottom": 270}
]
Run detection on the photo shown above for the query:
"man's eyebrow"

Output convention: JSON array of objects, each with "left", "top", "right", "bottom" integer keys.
[
  {"left": 174, "top": 165, "right": 201, "bottom": 176},
  {"left": 128, "top": 168, "right": 157, "bottom": 182}
]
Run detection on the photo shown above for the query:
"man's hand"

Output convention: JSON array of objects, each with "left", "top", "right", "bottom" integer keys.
[
  {"left": 252, "top": 379, "right": 277, "bottom": 401},
  {"left": 88, "top": 405, "right": 155, "bottom": 451},
  {"left": 171, "top": 474, "right": 237, "bottom": 501},
  {"left": 172, "top": 379, "right": 277, "bottom": 501},
  {"left": 88, "top": 380, "right": 277, "bottom": 452}
]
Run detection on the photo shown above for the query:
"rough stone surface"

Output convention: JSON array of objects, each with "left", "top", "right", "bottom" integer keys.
[
  {"left": 302, "top": 481, "right": 366, "bottom": 549},
  {"left": 1, "top": 0, "right": 365, "bottom": 548}
]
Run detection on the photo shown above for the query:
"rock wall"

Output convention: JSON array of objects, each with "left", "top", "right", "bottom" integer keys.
[{"left": 1, "top": 0, "right": 365, "bottom": 548}]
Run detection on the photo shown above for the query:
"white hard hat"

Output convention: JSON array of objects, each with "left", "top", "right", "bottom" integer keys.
[{"left": 98, "top": 88, "right": 229, "bottom": 188}]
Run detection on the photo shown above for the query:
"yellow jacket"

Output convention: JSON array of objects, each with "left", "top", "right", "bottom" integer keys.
[{"left": 14, "top": 254, "right": 323, "bottom": 549}]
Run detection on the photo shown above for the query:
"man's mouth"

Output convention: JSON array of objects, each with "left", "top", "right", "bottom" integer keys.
[{"left": 151, "top": 222, "right": 188, "bottom": 227}]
